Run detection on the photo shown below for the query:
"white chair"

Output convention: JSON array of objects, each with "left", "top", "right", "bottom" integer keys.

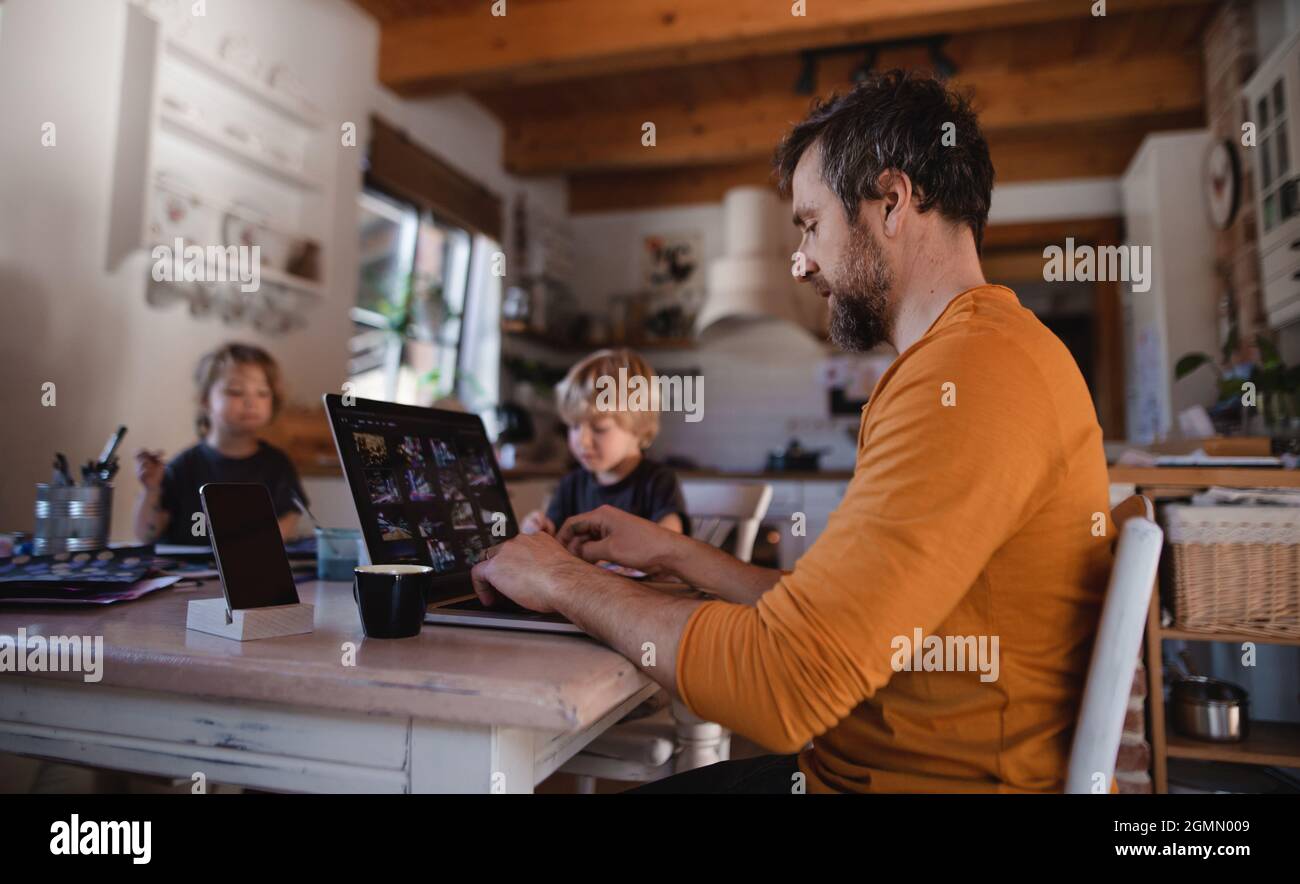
[
  {"left": 560, "top": 481, "right": 773, "bottom": 790},
  {"left": 1065, "top": 495, "right": 1163, "bottom": 794},
  {"left": 680, "top": 481, "right": 774, "bottom": 563}
]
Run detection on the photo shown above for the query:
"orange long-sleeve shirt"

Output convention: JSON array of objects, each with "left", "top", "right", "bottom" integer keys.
[{"left": 675, "top": 285, "right": 1113, "bottom": 792}]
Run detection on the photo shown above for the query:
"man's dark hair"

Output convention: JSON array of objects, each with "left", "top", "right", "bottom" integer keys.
[{"left": 774, "top": 69, "right": 994, "bottom": 251}]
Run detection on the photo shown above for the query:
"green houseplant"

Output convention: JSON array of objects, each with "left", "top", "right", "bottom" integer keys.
[
  {"left": 1176, "top": 332, "right": 1300, "bottom": 434},
  {"left": 360, "top": 268, "right": 464, "bottom": 400}
]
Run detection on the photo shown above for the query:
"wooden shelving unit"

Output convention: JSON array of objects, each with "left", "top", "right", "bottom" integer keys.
[
  {"left": 161, "top": 36, "right": 324, "bottom": 129},
  {"left": 1165, "top": 721, "right": 1300, "bottom": 768},
  {"left": 106, "top": 4, "right": 333, "bottom": 333},
  {"left": 158, "top": 111, "right": 325, "bottom": 191},
  {"left": 1117, "top": 465, "right": 1300, "bottom": 792},
  {"left": 1110, "top": 466, "right": 1300, "bottom": 489}
]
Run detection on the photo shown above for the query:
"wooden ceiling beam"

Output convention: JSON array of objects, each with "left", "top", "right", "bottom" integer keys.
[
  {"left": 567, "top": 113, "right": 1202, "bottom": 213},
  {"left": 369, "top": 0, "right": 1213, "bottom": 94},
  {"left": 513, "top": 51, "right": 1203, "bottom": 176},
  {"left": 569, "top": 160, "right": 775, "bottom": 214}
]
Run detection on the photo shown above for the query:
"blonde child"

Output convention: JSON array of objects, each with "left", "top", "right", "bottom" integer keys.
[{"left": 521, "top": 348, "right": 686, "bottom": 536}]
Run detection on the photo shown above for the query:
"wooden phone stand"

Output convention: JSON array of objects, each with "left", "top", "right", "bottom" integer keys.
[{"left": 186, "top": 597, "right": 314, "bottom": 641}]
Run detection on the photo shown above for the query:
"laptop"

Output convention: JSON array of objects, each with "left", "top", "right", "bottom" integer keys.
[{"left": 323, "top": 394, "right": 582, "bottom": 634}]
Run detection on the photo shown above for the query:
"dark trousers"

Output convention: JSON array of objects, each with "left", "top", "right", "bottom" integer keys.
[{"left": 624, "top": 754, "right": 801, "bottom": 794}]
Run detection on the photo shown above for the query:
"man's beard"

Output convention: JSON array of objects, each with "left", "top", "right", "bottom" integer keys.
[{"left": 818, "top": 223, "right": 894, "bottom": 352}]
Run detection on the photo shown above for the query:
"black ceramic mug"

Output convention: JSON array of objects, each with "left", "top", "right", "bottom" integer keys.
[{"left": 353, "top": 564, "right": 434, "bottom": 638}]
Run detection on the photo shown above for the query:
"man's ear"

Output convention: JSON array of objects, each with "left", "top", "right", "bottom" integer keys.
[{"left": 877, "top": 170, "right": 912, "bottom": 238}]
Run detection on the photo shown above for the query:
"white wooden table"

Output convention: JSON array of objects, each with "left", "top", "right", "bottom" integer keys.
[{"left": 0, "top": 579, "right": 657, "bottom": 793}]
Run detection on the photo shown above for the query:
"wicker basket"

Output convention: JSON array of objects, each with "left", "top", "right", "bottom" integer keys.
[{"left": 1163, "top": 505, "right": 1300, "bottom": 638}]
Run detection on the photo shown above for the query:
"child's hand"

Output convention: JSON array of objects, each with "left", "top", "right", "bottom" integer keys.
[
  {"left": 135, "top": 448, "right": 166, "bottom": 491},
  {"left": 520, "top": 510, "right": 556, "bottom": 535}
]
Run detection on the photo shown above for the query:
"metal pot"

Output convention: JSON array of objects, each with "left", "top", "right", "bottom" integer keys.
[
  {"left": 1170, "top": 676, "right": 1250, "bottom": 743},
  {"left": 766, "top": 438, "right": 830, "bottom": 473}
]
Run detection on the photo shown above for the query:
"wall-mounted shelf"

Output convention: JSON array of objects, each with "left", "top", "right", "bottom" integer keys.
[
  {"left": 153, "top": 174, "right": 316, "bottom": 247},
  {"left": 159, "top": 111, "right": 324, "bottom": 191},
  {"left": 162, "top": 36, "right": 324, "bottom": 130},
  {"left": 107, "top": 2, "right": 336, "bottom": 334},
  {"left": 261, "top": 266, "right": 324, "bottom": 297}
]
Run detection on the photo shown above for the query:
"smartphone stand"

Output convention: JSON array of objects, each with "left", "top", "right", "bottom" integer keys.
[{"left": 186, "top": 598, "right": 314, "bottom": 641}]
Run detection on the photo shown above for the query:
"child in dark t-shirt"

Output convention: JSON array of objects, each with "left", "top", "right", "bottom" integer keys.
[
  {"left": 133, "top": 343, "right": 306, "bottom": 545},
  {"left": 520, "top": 348, "right": 687, "bottom": 536}
]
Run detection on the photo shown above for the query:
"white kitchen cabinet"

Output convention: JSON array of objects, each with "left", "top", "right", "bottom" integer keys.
[{"left": 1245, "top": 26, "right": 1300, "bottom": 328}]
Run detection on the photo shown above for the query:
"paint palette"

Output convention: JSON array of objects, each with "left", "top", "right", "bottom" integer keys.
[
  {"left": 0, "top": 545, "right": 185, "bottom": 605},
  {"left": 0, "top": 545, "right": 155, "bottom": 585}
]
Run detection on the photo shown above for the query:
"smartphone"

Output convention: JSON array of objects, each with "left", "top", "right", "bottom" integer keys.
[{"left": 200, "top": 483, "right": 300, "bottom": 610}]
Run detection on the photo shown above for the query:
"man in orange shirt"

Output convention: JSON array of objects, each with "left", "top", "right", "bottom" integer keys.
[{"left": 471, "top": 70, "right": 1112, "bottom": 793}]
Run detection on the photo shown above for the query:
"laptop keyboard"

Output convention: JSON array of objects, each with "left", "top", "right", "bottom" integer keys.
[
  {"left": 443, "top": 596, "right": 525, "bottom": 613},
  {"left": 437, "top": 596, "right": 572, "bottom": 623}
]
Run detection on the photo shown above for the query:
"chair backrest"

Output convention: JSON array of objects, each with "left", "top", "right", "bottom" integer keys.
[
  {"left": 1065, "top": 494, "right": 1162, "bottom": 794},
  {"left": 680, "top": 481, "right": 773, "bottom": 563}
]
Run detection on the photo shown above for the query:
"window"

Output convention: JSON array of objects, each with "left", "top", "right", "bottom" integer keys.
[
  {"left": 349, "top": 187, "right": 500, "bottom": 417},
  {"left": 1258, "top": 74, "right": 1290, "bottom": 233}
]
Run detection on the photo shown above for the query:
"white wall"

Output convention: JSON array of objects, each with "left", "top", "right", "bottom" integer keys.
[
  {"left": 0, "top": 0, "right": 563, "bottom": 537},
  {"left": 568, "top": 178, "right": 1125, "bottom": 471}
]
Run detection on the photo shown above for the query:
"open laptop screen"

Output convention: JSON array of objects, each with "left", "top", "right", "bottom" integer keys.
[{"left": 323, "top": 395, "right": 518, "bottom": 581}]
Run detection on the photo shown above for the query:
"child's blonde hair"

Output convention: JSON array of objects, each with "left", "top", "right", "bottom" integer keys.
[
  {"left": 193, "top": 342, "right": 285, "bottom": 437},
  {"left": 555, "top": 348, "right": 660, "bottom": 449}
]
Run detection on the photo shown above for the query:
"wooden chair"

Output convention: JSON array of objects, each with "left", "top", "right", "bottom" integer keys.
[
  {"left": 560, "top": 481, "right": 773, "bottom": 790},
  {"left": 1065, "top": 495, "right": 1163, "bottom": 794}
]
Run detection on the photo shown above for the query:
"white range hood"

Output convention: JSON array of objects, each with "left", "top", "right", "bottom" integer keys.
[{"left": 696, "top": 186, "right": 820, "bottom": 335}]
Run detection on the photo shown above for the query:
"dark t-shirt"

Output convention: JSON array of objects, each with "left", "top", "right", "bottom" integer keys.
[
  {"left": 158, "top": 441, "right": 307, "bottom": 545},
  {"left": 545, "top": 459, "right": 687, "bottom": 529}
]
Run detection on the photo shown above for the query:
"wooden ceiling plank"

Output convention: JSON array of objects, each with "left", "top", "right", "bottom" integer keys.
[
  {"left": 373, "top": 0, "right": 1213, "bottom": 94},
  {"left": 510, "top": 52, "right": 1203, "bottom": 175},
  {"left": 475, "top": 9, "right": 1210, "bottom": 118},
  {"left": 567, "top": 114, "right": 1201, "bottom": 213}
]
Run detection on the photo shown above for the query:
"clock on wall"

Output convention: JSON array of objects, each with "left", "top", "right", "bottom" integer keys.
[{"left": 1205, "top": 138, "right": 1241, "bottom": 231}]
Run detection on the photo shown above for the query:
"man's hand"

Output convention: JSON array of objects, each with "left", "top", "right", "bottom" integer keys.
[
  {"left": 470, "top": 531, "right": 590, "bottom": 613},
  {"left": 557, "top": 505, "right": 683, "bottom": 579}
]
